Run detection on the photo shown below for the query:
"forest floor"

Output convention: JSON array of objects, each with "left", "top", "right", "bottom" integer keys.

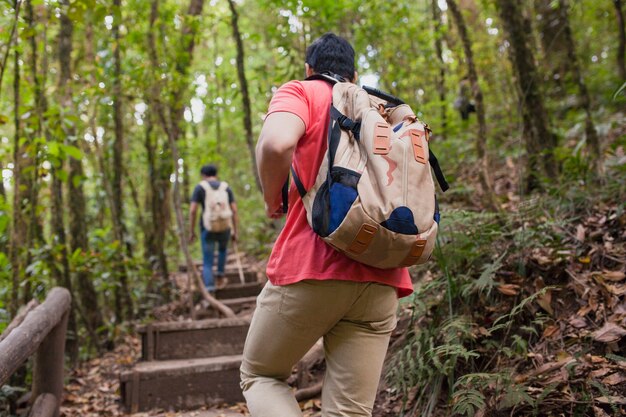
[
  {"left": 60, "top": 122, "right": 626, "bottom": 416},
  {"left": 59, "top": 269, "right": 254, "bottom": 417},
  {"left": 60, "top": 201, "right": 626, "bottom": 416},
  {"left": 59, "top": 336, "right": 250, "bottom": 417}
]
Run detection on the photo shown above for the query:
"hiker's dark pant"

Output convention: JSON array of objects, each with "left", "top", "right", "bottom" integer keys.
[
  {"left": 240, "top": 279, "right": 398, "bottom": 416},
  {"left": 200, "top": 228, "right": 230, "bottom": 290}
]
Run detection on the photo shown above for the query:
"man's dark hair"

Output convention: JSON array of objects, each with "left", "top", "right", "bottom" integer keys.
[
  {"left": 306, "top": 33, "right": 355, "bottom": 81},
  {"left": 201, "top": 164, "right": 217, "bottom": 177}
]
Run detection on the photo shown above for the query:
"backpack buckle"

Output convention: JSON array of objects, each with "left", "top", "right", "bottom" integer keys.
[{"left": 373, "top": 123, "right": 391, "bottom": 155}]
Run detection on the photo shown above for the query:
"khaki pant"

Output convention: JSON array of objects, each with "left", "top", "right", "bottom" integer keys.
[{"left": 240, "top": 279, "right": 398, "bottom": 417}]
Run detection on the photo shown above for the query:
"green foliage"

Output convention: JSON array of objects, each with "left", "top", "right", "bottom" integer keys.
[
  {"left": 451, "top": 388, "right": 485, "bottom": 416},
  {"left": 613, "top": 81, "right": 626, "bottom": 101},
  {"left": 462, "top": 252, "right": 505, "bottom": 297},
  {"left": 590, "top": 380, "right": 618, "bottom": 415},
  {"left": 384, "top": 161, "right": 626, "bottom": 414},
  {"left": 0, "top": 0, "right": 623, "bottom": 388}
]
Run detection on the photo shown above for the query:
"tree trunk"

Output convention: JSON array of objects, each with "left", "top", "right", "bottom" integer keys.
[
  {"left": 10, "top": 48, "right": 23, "bottom": 318},
  {"left": 8, "top": 9, "right": 36, "bottom": 311},
  {"left": 533, "top": 0, "right": 569, "bottom": 94},
  {"left": 495, "top": 0, "right": 558, "bottom": 192},
  {"left": 147, "top": 0, "right": 235, "bottom": 318},
  {"left": 227, "top": 0, "right": 262, "bottom": 193},
  {"left": 58, "top": 3, "right": 105, "bottom": 350},
  {"left": 559, "top": 0, "right": 601, "bottom": 172},
  {"left": 24, "top": 0, "right": 44, "bottom": 252},
  {"left": 0, "top": 164, "right": 5, "bottom": 202},
  {"left": 615, "top": 0, "right": 626, "bottom": 81},
  {"left": 212, "top": 29, "right": 224, "bottom": 154},
  {"left": 143, "top": 112, "right": 171, "bottom": 299},
  {"left": 447, "top": 0, "right": 497, "bottom": 209},
  {"left": 0, "top": 168, "right": 5, "bottom": 256},
  {"left": 0, "top": 0, "right": 21, "bottom": 99},
  {"left": 54, "top": 0, "right": 80, "bottom": 362},
  {"left": 84, "top": 21, "right": 120, "bottom": 250},
  {"left": 111, "top": 0, "right": 133, "bottom": 321},
  {"left": 145, "top": 0, "right": 176, "bottom": 302},
  {"left": 432, "top": 0, "right": 447, "bottom": 140}
]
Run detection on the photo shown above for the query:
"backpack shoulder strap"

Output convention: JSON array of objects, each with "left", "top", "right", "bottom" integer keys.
[
  {"left": 304, "top": 72, "right": 345, "bottom": 84},
  {"left": 198, "top": 180, "right": 211, "bottom": 192},
  {"left": 428, "top": 151, "right": 449, "bottom": 192}
]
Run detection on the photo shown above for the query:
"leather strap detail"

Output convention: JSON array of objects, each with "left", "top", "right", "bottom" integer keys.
[
  {"left": 373, "top": 122, "right": 391, "bottom": 155},
  {"left": 347, "top": 224, "right": 378, "bottom": 254},
  {"left": 410, "top": 130, "right": 427, "bottom": 164},
  {"left": 400, "top": 239, "right": 427, "bottom": 266}
]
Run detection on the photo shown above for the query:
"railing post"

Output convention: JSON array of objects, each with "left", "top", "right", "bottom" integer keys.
[{"left": 31, "top": 308, "right": 69, "bottom": 417}]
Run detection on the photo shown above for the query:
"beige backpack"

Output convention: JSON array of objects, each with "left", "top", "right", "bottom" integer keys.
[
  {"left": 199, "top": 181, "right": 233, "bottom": 232},
  {"left": 289, "top": 75, "right": 448, "bottom": 269}
]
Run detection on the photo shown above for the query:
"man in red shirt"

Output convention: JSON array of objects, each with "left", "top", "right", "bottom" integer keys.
[{"left": 240, "top": 33, "right": 413, "bottom": 416}]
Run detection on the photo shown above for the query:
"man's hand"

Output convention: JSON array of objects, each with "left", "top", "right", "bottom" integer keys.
[
  {"left": 188, "top": 231, "right": 196, "bottom": 244},
  {"left": 231, "top": 231, "right": 238, "bottom": 242},
  {"left": 265, "top": 202, "right": 285, "bottom": 219}
]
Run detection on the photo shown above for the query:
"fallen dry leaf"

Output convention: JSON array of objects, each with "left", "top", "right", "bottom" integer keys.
[
  {"left": 603, "top": 270, "right": 626, "bottom": 282},
  {"left": 593, "top": 406, "right": 611, "bottom": 417},
  {"left": 601, "top": 283, "right": 626, "bottom": 296},
  {"left": 592, "top": 323, "right": 626, "bottom": 343},
  {"left": 514, "top": 357, "right": 574, "bottom": 383},
  {"left": 497, "top": 283, "right": 520, "bottom": 296},
  {"left": 595, "top": 396, "right": 626, "bottom": 405},
  {"left": 590, "top": 368, "right": 613, "bottom": 378},
  {"left": 588, "top": 355, "right": 608, "bottom": 364},
  {"left": 543, "top": 325, "right": 560, "bottom": 338},
  {"left": 576, "top": 224, "right": 586, "bottom": 242},
  {"left": 534, "top": 277, "right": 554, "bottom": 315},
  {"left": 537, "top": 291, "right": 554, "bottom": 316},
  {"left": 601, "top": 372, "right": 626, "bottom": 386},
  {"left": 577, "top": 305, "right": 593, "bottom": 317},
  {"left": 569, "top": 316, "right": 587, "bottom": 328}
]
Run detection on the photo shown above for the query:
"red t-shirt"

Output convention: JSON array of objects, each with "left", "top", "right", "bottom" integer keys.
[{"left": 264, "top": 80, "right": 413, "bottom": 298}]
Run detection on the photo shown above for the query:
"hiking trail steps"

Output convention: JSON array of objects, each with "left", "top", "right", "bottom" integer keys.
[{"left": 120, "top": 260, "right": 262, "bottom": 414}]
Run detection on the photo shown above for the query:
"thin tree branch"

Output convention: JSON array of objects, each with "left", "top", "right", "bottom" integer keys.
[{"left": 0, "top": 0, "right": 22, "bottom": 98}]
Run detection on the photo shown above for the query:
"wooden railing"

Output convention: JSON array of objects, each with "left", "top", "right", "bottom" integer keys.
[{"left": 0, "top": 287, "right": 71, "bottom": 417}]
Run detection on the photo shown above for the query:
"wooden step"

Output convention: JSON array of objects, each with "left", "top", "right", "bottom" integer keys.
[
  {"left": 179, "top": 259, "right": 252, "bottom": 273},
  {"left": 195, "top": 296, "right": 257, "bottom": 320},
  {"left": 120, "top": 355, "right": 244, "bottom": 413},
  {"left": 221, "top": 296, "right": 257, "bottom": 308},
  {"left": 215, "top": 282, "right": 263, "bottom": 300},
  {"left": 149, "top": 411, "right": 246, "bottom": 417},
  {"left": 138, "top": 318, "right": 250, "bottom": 361},
  {"left": 176, "top": 266, "right": 258, "bottom": 283},
  {"left": 221, "top": 270, "right": 258, "bottom": 284}
]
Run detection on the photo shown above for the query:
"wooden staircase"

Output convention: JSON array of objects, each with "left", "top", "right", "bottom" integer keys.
[{"left": 120, "top": 265, "right": 262, "bottom": 414}]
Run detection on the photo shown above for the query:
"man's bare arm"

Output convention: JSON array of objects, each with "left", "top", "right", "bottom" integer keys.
[
  {"left": 189, "top": 201, "right": 199, "bottom": 242},
  {"left": 256, "top": 111, "right": 305, "bottom": 217},
  {"left": 230, "top": 202, "right": 239, "bottom": 241}
]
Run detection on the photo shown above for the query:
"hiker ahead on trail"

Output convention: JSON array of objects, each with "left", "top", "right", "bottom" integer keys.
[
  {"left": 453, "top": 76, "right": 476, "bottom": 120},
  {"left": 189, "top": 164, "right": 239, "bottom": 292},
  {"left": 240, "top": 33, "right": 423, "bottom": 417}
]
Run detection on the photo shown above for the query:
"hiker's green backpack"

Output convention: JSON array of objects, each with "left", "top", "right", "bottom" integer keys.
[{"left": 288, "top": 74, "right": 449, "bottom": 269}]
